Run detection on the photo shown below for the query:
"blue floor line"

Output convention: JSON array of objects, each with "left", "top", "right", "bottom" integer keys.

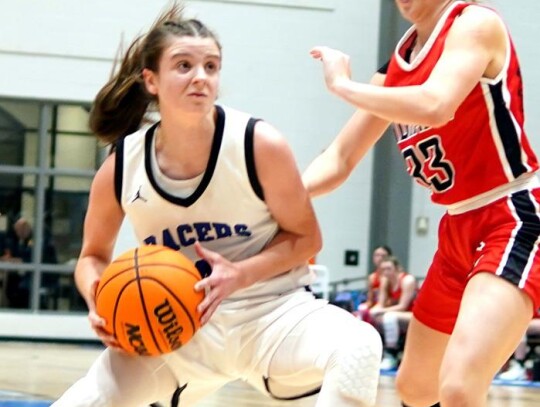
[
  {"left": 380, "top": 368, "right": 540, "bottom": 388},
  {"left": 0, "top": 390, "right": 51, "bottom": 406},
  {"left": 492, "top": 378, "right": 540, "bottom": 388}
]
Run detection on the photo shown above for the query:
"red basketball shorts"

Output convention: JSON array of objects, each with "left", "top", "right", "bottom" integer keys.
[{"left": 414, "top": 188, "right": 540, "bottom": 334}]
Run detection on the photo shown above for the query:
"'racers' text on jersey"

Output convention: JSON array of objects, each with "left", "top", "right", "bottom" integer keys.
[{"left": 143, "top": 222, "right": 252, "bottom": 249}]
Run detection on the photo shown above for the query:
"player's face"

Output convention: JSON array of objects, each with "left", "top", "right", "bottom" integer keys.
[
  {"left": 394, "top": 0, "right": 454, "bottom": 23},
  {"left": 372, "top": 248, "right": 388, "bottom": 268},
  {"left": 379, "top": 261, "right": 397, "bottom": 278},
  {"left": 144, "top": 36, "right": 221, "bottom": 115}
]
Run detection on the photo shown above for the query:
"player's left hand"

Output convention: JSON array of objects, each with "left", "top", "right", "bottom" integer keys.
[
  {"left": 310, "top": 46, "right": 352, "bottom": 93},
  {"left": 193, "top": 242, "right": 247, "bottom": 325}
]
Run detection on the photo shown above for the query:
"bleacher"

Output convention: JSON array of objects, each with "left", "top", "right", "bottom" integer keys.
[{"left": 309, "top": 265, "right": 540, "bottom": 383}]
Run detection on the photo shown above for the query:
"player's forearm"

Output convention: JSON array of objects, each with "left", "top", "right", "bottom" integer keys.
[
  {"left": 331, "top": 78, "right": 449, "bottom": 127},
  {"left": 381, "top": 304, "right": 407, "bottom": 313},
  {"left": 303, "top": 153, "right": 351, "bottom": 197},
  {"left": 74, "top": 255, "right": 108, "bottom": 310}
]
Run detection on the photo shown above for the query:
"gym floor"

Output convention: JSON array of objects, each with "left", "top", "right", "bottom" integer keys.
[{"left": 0, "top": 340, "right": 539, "bottom": 406}]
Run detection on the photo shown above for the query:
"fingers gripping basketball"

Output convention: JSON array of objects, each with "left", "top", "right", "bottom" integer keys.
[{"left": 95, "top": 245, "right": 204, "bottom": 356}]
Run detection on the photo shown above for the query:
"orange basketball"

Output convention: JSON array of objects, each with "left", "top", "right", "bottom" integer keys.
[{"left": 95, "top": 245, "right": 204, "bottom": 356}]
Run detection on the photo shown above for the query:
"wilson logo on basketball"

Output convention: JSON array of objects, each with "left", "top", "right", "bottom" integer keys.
[
  {"left": 154, "top": 298, "right": 184, "bottom": 351},
  {"left": 125, "top": 323, "right": 150, "bottom": 356}
]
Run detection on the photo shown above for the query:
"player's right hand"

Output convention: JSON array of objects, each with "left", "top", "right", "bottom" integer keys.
[
  {"left": 88, "top": 309, "right": 121, "bottom": 350},
  {"left": 87, "top": 279, "right": 122, "bottom": 350}
]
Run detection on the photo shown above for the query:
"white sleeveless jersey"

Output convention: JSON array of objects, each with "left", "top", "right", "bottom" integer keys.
[{"left": 115, "top": 105, "right": 313, "bottom": 300}]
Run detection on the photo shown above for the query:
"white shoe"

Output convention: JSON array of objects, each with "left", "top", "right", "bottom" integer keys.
[
  {"left": 380, "top": 352, "right": 397, "bottom": 370},
  {"left": 498, "top": 360, "right": 526, "bottom": 381}
]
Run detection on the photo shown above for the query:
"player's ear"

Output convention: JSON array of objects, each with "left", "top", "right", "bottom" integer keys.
[{"left": 142, "top": 68, "right": 158, "bottom": 96}]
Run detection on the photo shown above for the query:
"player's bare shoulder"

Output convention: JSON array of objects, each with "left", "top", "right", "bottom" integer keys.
[
  {"left": 454, "top": 4, "right": 506, "bottom": 43},
  {"left": 449, "top": 4, "right": 507, "bottom": 78},
  {"left": 252, "top": 120, "right": 290, "bottom": 156},
  {"left": 92, "top": 153, "right": 116, "bottom": 188}
]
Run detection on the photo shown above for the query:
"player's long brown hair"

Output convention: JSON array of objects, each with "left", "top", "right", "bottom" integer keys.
[{"left": 89, "top": 2, "right": 222, "bottom": 144}]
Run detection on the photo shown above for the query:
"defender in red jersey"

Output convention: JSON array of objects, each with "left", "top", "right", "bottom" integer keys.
[{"left": 304, "top": 1, "right": 540, "bottom": 406}]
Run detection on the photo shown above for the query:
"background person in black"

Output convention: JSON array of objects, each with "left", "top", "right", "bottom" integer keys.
[
  {"left": 0, "top": 216, "right": 57, "bottom": 308},
  {"left": 1, "top": 217, "right": 33, "bottom": 263}
]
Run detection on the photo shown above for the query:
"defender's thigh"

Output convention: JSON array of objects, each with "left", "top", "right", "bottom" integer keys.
[
  {"left": 441, "top": 273, "right": 533, "bottom": 392},
  {"left": 472, "top": 189, "right": 540, "bottom": 311}
]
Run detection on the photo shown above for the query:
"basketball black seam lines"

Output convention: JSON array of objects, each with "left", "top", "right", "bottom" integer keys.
[
  {"left": 95, "top": 263, "right": 199, "bottom": 299},
  {"left": 138, "top": 276, "right": 198, "bottom": 336},
  {"left": 112, "top": 283, "right": 125, "bottom": 344},
  {"left": 135, "top": 248, "right": 164, "bottom": 354},
  {"left": 107, "top": 276, "right": 198, "bottom": 353}
]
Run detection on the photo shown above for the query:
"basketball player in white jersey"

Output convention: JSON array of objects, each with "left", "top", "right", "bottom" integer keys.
[
  {"left": 51, "top": 3, "right": 382, "bottom": 407},
  {"left": 304, "top": 1, "right": 540, "bottom": 406}
]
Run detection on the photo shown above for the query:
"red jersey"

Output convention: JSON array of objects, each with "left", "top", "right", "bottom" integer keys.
[
  {"left": 388, "top": 273, "right": 405, "bottom": 305},
  {"left": 387, "top": 272, "right": 415, "bottom": 310},
  {"left": 367, "top": 271, "right": 381, "bottom": 306},
  {"left": 371, "top": 270, "right": 381, "bottom": 289},
  {"left": 384, "top": 1, "right": 538, "bottom": 206}
]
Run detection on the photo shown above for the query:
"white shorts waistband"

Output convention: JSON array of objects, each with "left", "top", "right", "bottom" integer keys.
[{"left": 447, "top": 174, "right": 540, "bottom": 215}]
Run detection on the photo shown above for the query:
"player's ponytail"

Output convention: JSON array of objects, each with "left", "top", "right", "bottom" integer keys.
[{"left": 89, "top": 34, "right": 150, "bottom": 144}]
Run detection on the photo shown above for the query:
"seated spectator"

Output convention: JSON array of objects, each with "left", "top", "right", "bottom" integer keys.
[
  {"left": 355, "top": 245, "right": 392, "bottom": 318},
  {"left": 498, "top": 311, "right": 540, "bottom": 381},
  {"left": 1, "top": 216, "right": 57, "bottom": 264},
  {"left": 1, "top": 217, "right": 33, "bottom": 263},
  {"left": 1, "top": 216, "right": 57, "bottom": 308},
  {"left": 367, "top": 255, "right": 417, "bottom": 370}
]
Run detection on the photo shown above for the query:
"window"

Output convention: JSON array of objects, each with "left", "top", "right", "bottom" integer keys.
[{"left": 0, "top": 99, "right": 107, "bottom": 312}]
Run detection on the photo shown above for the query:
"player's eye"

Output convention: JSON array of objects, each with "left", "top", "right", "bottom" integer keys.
[
  {"left": 177, "top": 61, "right": 191, "bottom": 73},
  {"left": 205, "top": 61, "right": 219, "bottom": 73}
]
